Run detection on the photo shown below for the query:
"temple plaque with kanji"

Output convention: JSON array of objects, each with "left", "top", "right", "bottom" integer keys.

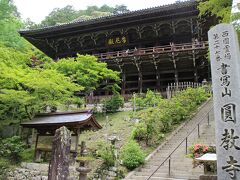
[{"left": 209, "top": 24, "right": 240, "bottom": 180}]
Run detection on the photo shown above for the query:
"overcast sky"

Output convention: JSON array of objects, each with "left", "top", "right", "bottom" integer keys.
[{"left": 13, "top": 0, "right": 179, "bottom": 23}]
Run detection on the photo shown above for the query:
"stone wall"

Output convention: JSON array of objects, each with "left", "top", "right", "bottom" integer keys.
[{"left": 5, "top": 163, "right": 78, "bottom": 180}]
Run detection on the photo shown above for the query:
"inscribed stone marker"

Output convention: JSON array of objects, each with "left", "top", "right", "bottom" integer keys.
[
  {"left": 48, "top": 126, "right": 71, "bottom": 180},
  {"left": 208, "top": 23, "right": 240, "bottom": 180}
]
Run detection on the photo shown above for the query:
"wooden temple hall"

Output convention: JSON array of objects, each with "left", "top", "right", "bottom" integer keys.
[{"left": 19, "top": 0, "right": 216, "bottom": 95}]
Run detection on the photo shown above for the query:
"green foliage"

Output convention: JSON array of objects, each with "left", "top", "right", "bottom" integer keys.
[
  {"left": 37, "top": 4, "right": 129, "bottom": 27},
  {"left": 132, "top": 88, "right": 209, "bottom": 145},
  {"left": 0, "top": 136, "right": 25, "bottom": 163},
  {"left": 46, "top": 54, "right": 120, "bottom": 93},
  {"left": 198, "top": 0, "right": 232, "bottom": 23},
  {"left": 188, "top": 144, "right": 216, "bottom": 170},
  {"left": 188, "top": 144, "right": 216, "bottom": 159},
  {"left": 113, "top": 5, "right": 130, "bottom": 14},
  {"left": 131, "top": 122, "right": 147, "bottom": 141},
  {"left": 96, "top": 141, "right": 115, "bottom": 167},
  {"left": 0, "top": 45, "right": 81, "bottom": 122},
  {"left": 0, "top": 158, "right": 10, "bottom": 177},
  {"left": 130, "top": 90, "right": 163, "bottom": 110},
  {"left": 0, "top": 0, "right": 28, "bottom": 50},
  {"left": 120, "top": 140, "right": 145, "bottom": 170},
  {"left": 231, "top": 3, "right": 240, "bottom": 43},
  {"left": 102, "top": 93, "right": 124, "bottom": 113},
  {"left": 40, "top": 5, "right": 80, "bottom": 27},
  {"left": 19, "top": 148, "right": 34, "bottom": 162}
]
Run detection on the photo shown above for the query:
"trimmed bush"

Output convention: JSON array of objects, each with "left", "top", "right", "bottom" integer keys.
[
  {"left": 132, "top": 87, "right": 209, "bottom": 145},
  {"left": 130, "top": 90, "right": 163, "bottom": 110},
  {"left": 96, "top": 141, "right": 115, "bottom": 167},
  {"left": 121, "top": 140, "right": 145, "bottom": 170},
  {"left": 102, "top": 92, "right": 124, "bottom": 112}
]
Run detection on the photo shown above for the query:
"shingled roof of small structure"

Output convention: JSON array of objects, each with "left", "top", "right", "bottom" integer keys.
[
  {"left": 19, "top": 0, "right": 196, "bottom": 34},
  {"left": 21, "top": 110, "right": 102, "bottom": 133}
]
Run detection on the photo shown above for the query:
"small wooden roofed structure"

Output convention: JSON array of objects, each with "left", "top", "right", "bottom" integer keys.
[{"left": 21, "top": 110, "right": 102, "bottom": 161}]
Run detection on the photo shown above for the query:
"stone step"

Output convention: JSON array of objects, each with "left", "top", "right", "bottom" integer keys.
[
  {"left": 129, "top": 174, "right": 197, "bottom": 180},
  {"left": 128, "top": 177, "right": 187, "bottom": 180},
  {"left": 139, "top": 165, "right": 203, "bottom": 173},
  {"left": 125, "top": 99, "right": 215, "bottom": 180}
]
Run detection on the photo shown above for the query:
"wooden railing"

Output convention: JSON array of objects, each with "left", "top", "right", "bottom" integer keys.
[
  {"left": 166, "top": 80, "right": 212, "bottom": 99},
  {"left": 146, "top": 107, "right": 213, "bottom": 179},
  {"left": 85, "top": 94, "right": 132, "bottom": 104},
  {"left": 166, "top": 81, "right": 203, "bottom": 99},
  {"left": 94, "top": 41, "right": 208, "bottom": 60}
]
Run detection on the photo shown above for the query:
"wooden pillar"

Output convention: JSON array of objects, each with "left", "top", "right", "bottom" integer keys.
[
  {"left": 121, "top": 71, "right": 126, "bottom": 95},
  {"left": 174, "top": 70, "right": 179, "bottom": 84},
  {"left": 172, "top": 55, "right": 178, "bottom": 84},
  {"left": 190, "top": 18, "right": 194, "bottom": 39},
  {"left": 196, "top": 20, "right": 203, "bottom": 41},
  {"left": 34, "top": 132, "right": 39, "bottom": 162},
  {"left": 156, "top": 71, "right": 161, "bottom": 92},
  {"left": 171, "top": 20, "right": 176, "bottom": 43},
  {"left": 138, "top": 72, "right": 142, "bottom": 93},
  {"left": 192, "top": 50, "right": 198, "bottom": 82}
]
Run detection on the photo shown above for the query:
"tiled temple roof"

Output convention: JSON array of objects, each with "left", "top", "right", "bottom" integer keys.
[{"left": 19, "top": 0, "right": 196, "bottom": 34}]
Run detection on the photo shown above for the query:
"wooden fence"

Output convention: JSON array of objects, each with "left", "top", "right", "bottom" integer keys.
[
  {"left": 166, "top": 81, "right": 210, "bottom": 99},
  {"left": 85, "top": 81, "right": 211, "bottom": 104},
  {"left": 85, "top": 94, "right": 132, "bottom": 104}
]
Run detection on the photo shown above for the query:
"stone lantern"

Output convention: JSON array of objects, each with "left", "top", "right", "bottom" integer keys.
[{"left": 76, "top": 141, "right": 92, "bottom": 180}]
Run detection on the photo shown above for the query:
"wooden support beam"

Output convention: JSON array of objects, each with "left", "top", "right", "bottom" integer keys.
[
  {"left": 156, "top": 71, "right": 161, "bottom": 92},
  {"left": 34, "top": 133, "right": 39, "bottom": 162},
  {"left": 121, "top": 71, "right": 126, "bottom": 95},
  {"left": 138, "top": 72, "right": 143, "bottom": 93},
  {"left": 192, "top": 50, "right": 198, "bottom": 82},
  {"left": 172, "top": 52, "right": 178, "bottom": 84},
  {"left": 174, "top": 70, "right": 179, "bottom": 84}
]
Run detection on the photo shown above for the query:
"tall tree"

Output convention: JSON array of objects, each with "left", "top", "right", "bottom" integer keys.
[
  {"left": 40, "top": 5, "right": 79, "bottom": 26},
  {"left": 0, "top": 45, "right": 81, "bottom": 122},
  {"left": 38, "top": 4, "right": 128, "bottom": 27},
  {"left": 45, "top": 54, "right": 120, "bottom": 94},
  {"left": 0, "top": 0, "right": 28, "bottom": 50},
  {"left": 113, "top": 5, "right": 130, "bottom": 14},
  {"left": 198, "top": 0, "right": 232, "bottom": 23}
]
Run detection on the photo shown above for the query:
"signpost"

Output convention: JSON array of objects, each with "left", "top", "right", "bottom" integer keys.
[{"left": 209, "top": 24, "right": 240, "bottom": 180}]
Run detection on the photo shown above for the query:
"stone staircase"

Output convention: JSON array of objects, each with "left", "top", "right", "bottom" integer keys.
[{"left": 125, "top": 99, "right": 215, "bottom": 180}]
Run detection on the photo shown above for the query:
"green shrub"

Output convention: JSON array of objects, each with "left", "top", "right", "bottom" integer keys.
[
  {"left": 0, "top": 136, "right": 25, "bottom": 163},
  {"left": 96, "top": 141, "right": 115, "bottom": 167},
  {"left": 121, "top": 140, "right": 145, "bottom": 170},
  {"left": 132, "top": 87, "right": 209, "bottom": 145},
  {"left": 0, "top": 158, "right": 11, "bottom": 179},
  {"left": 130, "top": 90, "right": 163, "bottom": 110},
  {"left": 19, "top": 148, "right": 34, "bottom": 162},
  {"left": 131, "top": 122, "right": 147, "bottom": 141},
  {"left": 102, "top": 93, "right": 124, "bottom": 113}
]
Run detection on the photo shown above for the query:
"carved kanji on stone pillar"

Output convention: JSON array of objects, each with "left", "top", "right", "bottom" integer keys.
[{"left": 48, "top": 126, "right": 71, "bottom": 180}]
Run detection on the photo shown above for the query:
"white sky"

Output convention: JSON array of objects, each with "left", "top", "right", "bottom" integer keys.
[{"left": 13, "top": 0, "right": 179, "bottom": 23}]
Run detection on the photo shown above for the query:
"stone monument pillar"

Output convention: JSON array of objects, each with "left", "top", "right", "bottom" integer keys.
[
  {"left": 48, "top": 126, "right": 71, "bottom": 180},
  {"left": 209, "top": 24, "right": 240, "bottom": 180}
]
